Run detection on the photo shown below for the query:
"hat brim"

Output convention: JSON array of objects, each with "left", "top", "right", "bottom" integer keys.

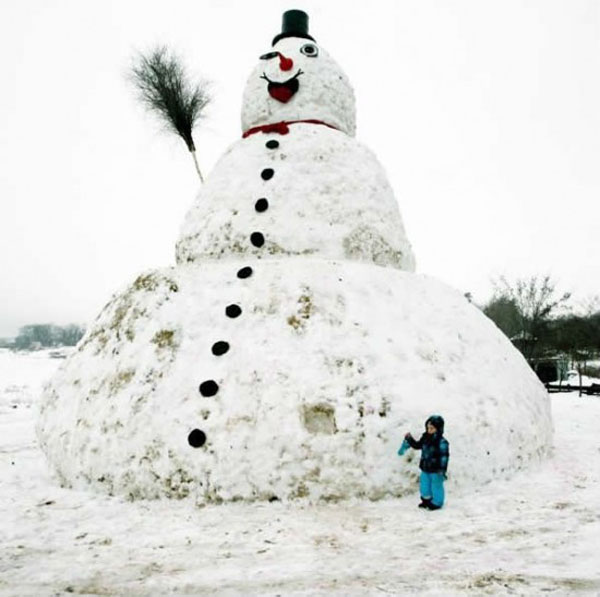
[{"left": 272, "top": 32, "right": 316, "bottom": 46}]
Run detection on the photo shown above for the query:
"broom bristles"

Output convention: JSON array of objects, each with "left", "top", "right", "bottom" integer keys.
[{"left": 130, "top": 46, "right": 210, "bottom": 152}]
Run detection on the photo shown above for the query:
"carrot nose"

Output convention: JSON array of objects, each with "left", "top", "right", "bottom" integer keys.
[{"left": 278, "top": 52, "right": 293, "bottom": 71}]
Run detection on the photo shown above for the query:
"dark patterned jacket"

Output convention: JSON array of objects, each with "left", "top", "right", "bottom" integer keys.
[
  {"left": 406, "top": 433, "right": 449, "bottom": 474},
  {"left": 406, "top": 415, "right": 449, "bottom": 474}
]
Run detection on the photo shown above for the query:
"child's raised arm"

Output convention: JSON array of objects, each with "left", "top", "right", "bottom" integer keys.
[{"left": 405, "top": 432, "right": 423, "bottom": 450}]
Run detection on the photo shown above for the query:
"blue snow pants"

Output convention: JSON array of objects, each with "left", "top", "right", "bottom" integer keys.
[{"left": 420, "top": 472, "right": 445, "bottom": 507}]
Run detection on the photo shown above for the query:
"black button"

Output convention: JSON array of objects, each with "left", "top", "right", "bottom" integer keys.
[
  {"left": 225, "top": 304, "right": 242, "bottom": 318},
  {"left": 237, "top": 266, "right": 253, "bottom": 279},
  {"left": 212, "top": 341, "right": 230, "bottom": 356},
  {"left": 188, "top": 429, "right": 207, "bottom": 448},
  {"left": 250, "top": 232, "right": 265, "bottom": 247},
  {"left": 261, "top": 168, "right": 274, "bottom": 180},
  {"left": 255, "top": 198, "right": 269, "bottom": 212},
  {"left": 199, "top": 380, "right": 219, "bottom": 397},
  {"left": 266, "top": 140, "right": 279, "bottom": 149}
]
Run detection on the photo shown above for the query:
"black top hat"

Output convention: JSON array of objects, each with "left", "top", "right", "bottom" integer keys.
[{"left": 272, "top": 10, "right": 315, "bottom": 46}]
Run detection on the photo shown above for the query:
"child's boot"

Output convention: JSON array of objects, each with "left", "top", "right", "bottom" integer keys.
[
  {"left": 426, "top": 502, "right": 442, "bottom": 510},
  {"left": 418, "top": 497, "right": 432, "bottom": 509}
]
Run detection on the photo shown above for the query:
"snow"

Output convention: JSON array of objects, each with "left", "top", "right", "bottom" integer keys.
[
  {"left": 37, "top": 261, "right": 551, "bottom": 502},
  {"left": 564, "top": 370, "right": 600, "bottom": 387},
  {"left": 176, "top": 125, "right": 415, "bottom": 272},
  {"left": 2, "top": 349, "right": 600, "bottom": 595},
  {"left": 241, "top": 37, "right": 356, "bottom": 136}
]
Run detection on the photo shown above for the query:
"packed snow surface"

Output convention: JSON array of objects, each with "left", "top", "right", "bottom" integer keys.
[
  {"left": 241, "top": 37, "right": 356, "bottom": 136},
  {"left": 176, "top": 126, "right": 415, "bottom": 271},
  {"left": 2, "top": 350, "right": 599, "bottom": 596},
  {"left": 38, "top": 261, "right": 551, "bottom": 502}
]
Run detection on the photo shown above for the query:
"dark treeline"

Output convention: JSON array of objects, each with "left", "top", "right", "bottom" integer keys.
[
  {"left": 9, "top": 324, "right": 86, "bottom": 350},
  {"left": 480, "top": 275, "right": 600, "bottom": 381}
]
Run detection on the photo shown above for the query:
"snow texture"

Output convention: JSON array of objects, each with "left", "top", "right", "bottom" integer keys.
[
  {"left": 176, "top": 125, "right": 415, "bottom": 271},
  {"left": 4, "top": 351, "right": 599, "bottom": 595},
  {"left": 241, "top": 37, "right": 356, "bottom": 136},
  {"left": 37, "top": 31, "right": 552, "bottom": 503},
  {"left": 37, "top": 261, "right": 551, "bottom": 502}
]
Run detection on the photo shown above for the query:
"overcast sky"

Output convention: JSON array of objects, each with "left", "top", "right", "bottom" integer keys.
[{"left": 1, "top": 0, "right": 598, "bottom": 337}]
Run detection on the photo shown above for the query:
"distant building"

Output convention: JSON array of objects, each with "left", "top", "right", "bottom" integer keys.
[{"left": 530, "top": 355, "right": 570, "bottom": 384}]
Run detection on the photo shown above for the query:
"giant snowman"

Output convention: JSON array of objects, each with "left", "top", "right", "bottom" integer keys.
[{"left": 38, "top": 11, "right": 552, "bottom": 502}]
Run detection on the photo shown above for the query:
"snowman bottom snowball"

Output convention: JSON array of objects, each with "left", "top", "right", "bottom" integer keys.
[{"left": 37, "top": 259, "right": 552, "bottom": 503}]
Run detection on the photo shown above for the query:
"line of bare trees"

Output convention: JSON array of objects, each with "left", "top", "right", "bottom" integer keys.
[
  {"left": 10, "top": 324, "right": 85, "bottom": 350},
  {"left": 481, "top": 275, "right": 600, "bottom": 378}
]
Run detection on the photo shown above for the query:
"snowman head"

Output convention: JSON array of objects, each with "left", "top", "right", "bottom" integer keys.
[{"left": 241, "top": 10, "right": 356, "bottom": 136}]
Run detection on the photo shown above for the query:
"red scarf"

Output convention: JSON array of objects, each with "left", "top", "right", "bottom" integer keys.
[{"left": 242, "top": 119, "right": 339, "bottom": 138}]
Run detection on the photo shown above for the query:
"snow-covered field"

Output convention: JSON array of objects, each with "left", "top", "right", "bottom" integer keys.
[{"left": 1, "top": 349, "right": 599, "bottom": 596}]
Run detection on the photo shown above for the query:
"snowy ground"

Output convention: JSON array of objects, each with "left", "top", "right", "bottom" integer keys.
[{"left": 1, "top": 349, "right": 599, "bottom": 596}]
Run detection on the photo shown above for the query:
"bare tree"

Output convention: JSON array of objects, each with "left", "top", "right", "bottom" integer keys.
[
  {"left": 14, "top": 324, "right": 86, "bottom": 349},
  {"left": 483, "top": 295, "right": 521, "bottom": 339},
  {"left": 129, "top": 46, "right": 211, "bottom": 182},
  {"left": 61, "top": 324, "right": 86, "bottom": 346},
  {"left": 492, "top": 275, "right": 571, "bottom": 362},
  {"left": 579, "top": 294, "right": 600, "bottom": 317}
]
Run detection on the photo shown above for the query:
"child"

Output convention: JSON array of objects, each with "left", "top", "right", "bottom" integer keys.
[{"left": 404, "top": 415, "right": 449, "bottom": 510}]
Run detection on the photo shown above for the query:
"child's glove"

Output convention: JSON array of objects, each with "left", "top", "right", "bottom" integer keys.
[{"left": 397, "top": 438, "right": 410, "bottom": 456}]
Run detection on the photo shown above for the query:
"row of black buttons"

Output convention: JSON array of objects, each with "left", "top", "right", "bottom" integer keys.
[{"left": 188, "top": 138, "right": 280, "bottom": 449}]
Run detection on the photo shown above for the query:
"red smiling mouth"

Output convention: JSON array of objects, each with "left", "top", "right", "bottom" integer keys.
[{"left": 261, "top": 70, "right": 304, "bottom": 103}]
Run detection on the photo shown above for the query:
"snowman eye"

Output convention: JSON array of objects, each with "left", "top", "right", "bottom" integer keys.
[
  {"left": 260, "top": 51, "right": 279, "bottom": 60},
  {"left": 300, "top": 43, "right": 319, "bottom": 57}
]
